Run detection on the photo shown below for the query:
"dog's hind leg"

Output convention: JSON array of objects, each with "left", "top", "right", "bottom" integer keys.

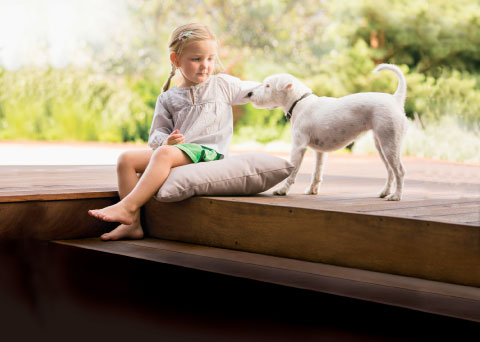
[
  {"left": 305, "top": 151, "right": 328, "bottom": 195},
  {"left": 376, "top": 137, "right": 406, "bottom": 201},
  {"left": 385, "top": 155, "right": 405, "bottom": 201},
  {"left": 273, "top": 145, "right": 307, "bottom": 196},
  {"left": 374, "top": 135, "right": 394, "bottom": 198}
]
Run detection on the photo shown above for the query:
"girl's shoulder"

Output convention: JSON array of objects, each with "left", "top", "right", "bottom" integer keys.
[
  {"left": 155, "top": 87, "right": 185, "bottom": 111},
  {"left": 157, "top": 86, "right": 184, "bottom": 101}
]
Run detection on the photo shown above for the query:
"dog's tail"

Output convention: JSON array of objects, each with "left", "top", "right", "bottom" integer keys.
[{"left": 373, "top": 64, "right": 407, "bottom": 107}]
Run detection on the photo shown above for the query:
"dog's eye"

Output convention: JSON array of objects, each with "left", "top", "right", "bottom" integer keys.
[{"left": 266, "top": 84, "right": 270, "bottom": 88}]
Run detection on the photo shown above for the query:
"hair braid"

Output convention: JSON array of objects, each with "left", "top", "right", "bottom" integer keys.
[{"left": 162, "top": 64, "right": 177, "bottom": 93}]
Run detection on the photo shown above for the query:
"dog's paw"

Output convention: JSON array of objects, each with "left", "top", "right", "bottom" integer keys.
[
  {"left": 304, "top": 185, "right": 319, "bottom": 195},
  {"left": 273, "top": 187, "right": 288, "bottom": 196},
  {"left": 378, "top": 190, "right": 391, "bottom": 198},
  {"left": 386, "top": 193, "right": 401, "bottom": 201}
]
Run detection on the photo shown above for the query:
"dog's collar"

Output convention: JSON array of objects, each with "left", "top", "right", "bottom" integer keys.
[{"left": 285, "top": 92, "right": 312, "bottom": 121}]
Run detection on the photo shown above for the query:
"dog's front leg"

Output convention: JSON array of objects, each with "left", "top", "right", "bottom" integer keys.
[
  {"left": 273, "top": 145, "right": 307, "bottom": 196},
  {"left": 305, "top": 151, "right": 328, "bottom": 195}
]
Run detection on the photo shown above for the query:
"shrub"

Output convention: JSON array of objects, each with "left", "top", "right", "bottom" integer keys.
[
  {"left": 352, "top": 116, "right": 480, "bottom": 163},
  {"left": 0, "top": 68, "right": 150, "bottom": 142}
]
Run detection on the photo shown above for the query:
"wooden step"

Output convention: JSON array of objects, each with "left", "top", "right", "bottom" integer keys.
[
  {"left": 1, "top": 164, "right": 479, "bottom": 287},
  {"left": 143, "top": 195, "right": 480, "bottom": 288},
  {"left": 53, "top": 237, "right": 480, "bottom": 323},
  {"left": 0, "top": 165, "right": 118, "bottom": 240}
]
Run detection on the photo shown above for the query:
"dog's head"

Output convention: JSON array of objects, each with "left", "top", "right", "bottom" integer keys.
[{"left": 247, "top": 74, "right": 301, "bottom": 110}]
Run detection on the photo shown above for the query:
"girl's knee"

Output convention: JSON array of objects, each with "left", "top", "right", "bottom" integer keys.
[
  {"left": 152, "top": 145, "right": 177, "bottom": 162},
  {"left": 117, "top": 151, "right": 139, "bottom": 170}
]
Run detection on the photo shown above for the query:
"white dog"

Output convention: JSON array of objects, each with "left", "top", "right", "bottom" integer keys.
[{"left": 247, "top": 64, "right": 408, "bottom": 201}]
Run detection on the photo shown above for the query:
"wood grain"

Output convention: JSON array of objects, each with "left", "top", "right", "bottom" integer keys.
[
  {"left": 0, "top": 165, "right": 117, "bottom": 202},
  {"left": 144, "top": 197, "right": 480, "bottom": 287},
  {"left": 0, "top": 198, "right": 118, "bottom": 239}
]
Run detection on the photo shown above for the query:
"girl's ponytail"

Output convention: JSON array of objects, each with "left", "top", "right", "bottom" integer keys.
[{"left": 162, "top": 64, "right": 176, "bottom": 93}]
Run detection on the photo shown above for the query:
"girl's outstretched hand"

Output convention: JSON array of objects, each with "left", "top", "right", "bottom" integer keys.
[{"left": 163, "top": 129, "right": 185, "bottom": 145}]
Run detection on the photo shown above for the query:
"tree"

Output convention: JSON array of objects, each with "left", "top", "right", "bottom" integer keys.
[{"left": 344, "top": 0, "right": 480, "bottom": 74}]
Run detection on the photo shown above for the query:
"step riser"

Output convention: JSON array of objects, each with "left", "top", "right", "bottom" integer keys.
[
  {"left": 0, "top": 198, "right": 117, "bottom": 240},
  {"left": 144, "top": 197, "right": 480, "bottom": 288}
]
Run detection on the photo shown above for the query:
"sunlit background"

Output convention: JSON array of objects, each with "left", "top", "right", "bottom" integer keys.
[
  {"left": 1, "top": 0, "right": 479, "bottom": 163},
  {"left": 0, "top": 0, "right": 128, "bottom": 69}
]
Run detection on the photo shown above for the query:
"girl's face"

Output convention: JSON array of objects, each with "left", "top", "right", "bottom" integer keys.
[{"left": 172, "top": 40, "right": 217, "bottom": 88}]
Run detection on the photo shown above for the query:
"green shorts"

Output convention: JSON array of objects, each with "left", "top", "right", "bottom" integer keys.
[{"left": 174, "top": 143, "right": 223, "bottom": 163}]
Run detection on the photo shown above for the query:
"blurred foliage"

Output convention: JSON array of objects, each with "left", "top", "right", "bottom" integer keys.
[
  {"left": 0, "top": 0, "right": 479, "bottom": 161},
  {"left": 353, "top": 115, "right": 480, "bottom": 163},
  {"left": 0, "top": 68, "right": 150, "bottom": 142},
  {"left": 234, "top": 103, "right": 291, "bottom": 144},
  {"left": 347, "top": 0, "right": 480, "bottom": 74}
]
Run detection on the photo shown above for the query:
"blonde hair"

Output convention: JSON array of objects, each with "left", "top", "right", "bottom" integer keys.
[{"left": 162, "top": 23, "right": 224, "bottom": 92}]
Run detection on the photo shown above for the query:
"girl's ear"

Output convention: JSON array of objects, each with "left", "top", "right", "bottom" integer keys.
[{"left": 170, "top": 52, "right": 179, "bottom": 67}]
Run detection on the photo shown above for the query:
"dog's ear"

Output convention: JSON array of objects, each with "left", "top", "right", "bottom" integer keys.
[{"left": 276, "top": 77, "right": 294, "bottom": 91}]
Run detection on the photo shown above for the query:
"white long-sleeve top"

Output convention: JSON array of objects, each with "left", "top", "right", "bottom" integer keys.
[{"left": 148, "top": 74, "right": 259, "bottom": 157}]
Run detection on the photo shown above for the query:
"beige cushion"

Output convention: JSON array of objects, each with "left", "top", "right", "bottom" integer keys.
[{"left": 155, "top": 152, "right": 293, "bottom": 202}]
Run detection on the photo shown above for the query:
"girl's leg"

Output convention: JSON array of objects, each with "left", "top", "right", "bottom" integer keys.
[
  {"left": 89, "top": 146, "right": 191, "bottom": 226},
  {"left": 100, "top": 149, "right": 153, "bottom": 241}
]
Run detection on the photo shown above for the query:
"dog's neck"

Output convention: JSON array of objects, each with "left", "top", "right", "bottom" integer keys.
[{"left": 283, "top": 90, "right": 312, "bottom": 121}]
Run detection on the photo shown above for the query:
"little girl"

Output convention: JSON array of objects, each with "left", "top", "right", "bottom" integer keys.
[{"left": 88, "top": 23, "right": 259, "bottom": 241}]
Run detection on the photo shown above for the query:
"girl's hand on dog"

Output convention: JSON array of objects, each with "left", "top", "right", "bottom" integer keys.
[{"left": 163, "top": 129, "right": 185, "bottom": 145}]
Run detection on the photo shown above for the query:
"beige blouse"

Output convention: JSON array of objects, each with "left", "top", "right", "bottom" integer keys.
[{"left": 148, "top": 74, "right": 259, "bottom": 157}]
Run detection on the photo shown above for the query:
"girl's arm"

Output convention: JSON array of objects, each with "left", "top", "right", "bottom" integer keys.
[
  {"left": 217, "top": 74, "right": 261, "bottom": 106},
  {"left": 148, "top": 95, "right": 175, "bottom": 149}
]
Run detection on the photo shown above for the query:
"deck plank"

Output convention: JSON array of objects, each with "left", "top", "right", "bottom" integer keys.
[
  {"left": 216, "top": 196, "right": 479, "bottom": 216},
  {"left": 416, "top": 212, "right": 480, "bottom": 224},
  {"left": 365, "top": 202, "right": 480, "bottom": 217},
  {"left": 0, "top": 165, "right": 117, "bottom": 202}
]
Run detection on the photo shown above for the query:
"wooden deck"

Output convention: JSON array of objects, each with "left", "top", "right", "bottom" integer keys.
[
  {"left": 1, "top": 153, "right": 478, "bottom": 222},
  {"left": 1, "top": 152, "right": 479, "bottom": 321}
]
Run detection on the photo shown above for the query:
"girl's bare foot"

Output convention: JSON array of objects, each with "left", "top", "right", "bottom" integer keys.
[
  {"left": 88, "top": 202, "right": 136, "bottom": 225},
  {"left": 101, "top": 220, "right": 144, "bottom": 241}
]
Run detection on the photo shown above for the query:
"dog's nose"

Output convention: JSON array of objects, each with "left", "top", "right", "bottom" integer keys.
[{"left": 247, "top": 91, "right": 253, "bottom": 98}]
